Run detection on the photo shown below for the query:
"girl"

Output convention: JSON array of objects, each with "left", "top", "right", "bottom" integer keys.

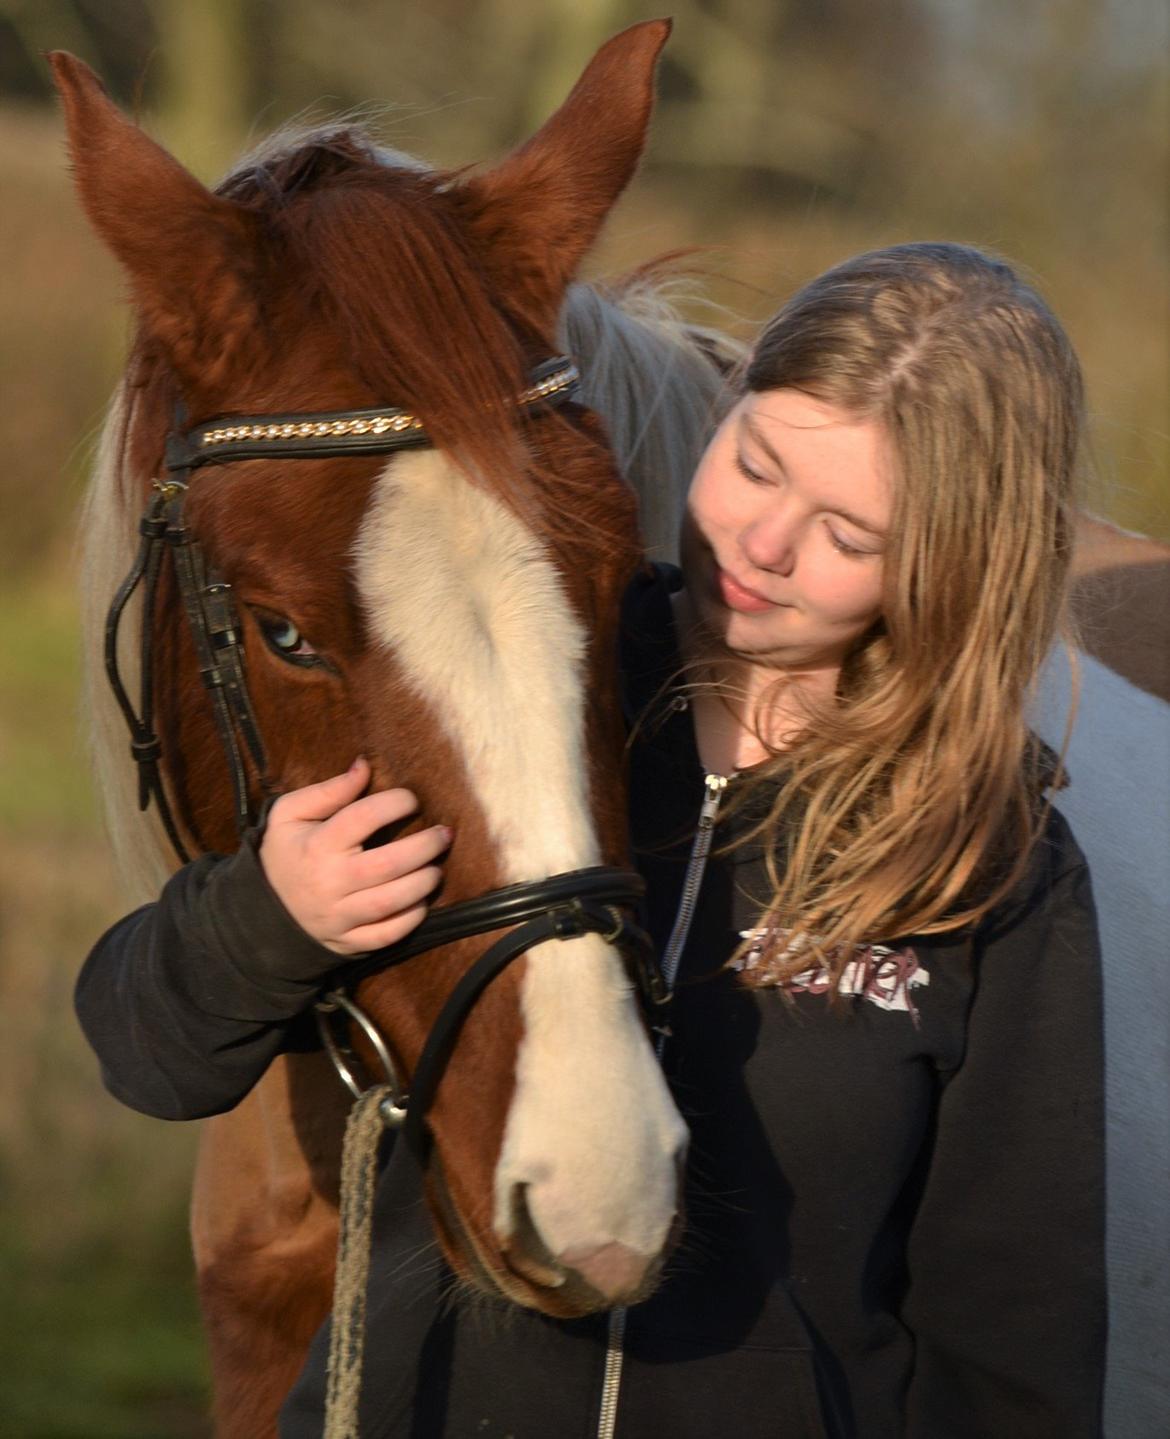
[{"left": 77, "top": 242, "right": 1105, "bottom": 1437}]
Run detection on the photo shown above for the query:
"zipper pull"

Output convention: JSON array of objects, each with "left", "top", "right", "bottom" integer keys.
[{"left": 699, "top": 773, "right": 728, "bottom": 827}]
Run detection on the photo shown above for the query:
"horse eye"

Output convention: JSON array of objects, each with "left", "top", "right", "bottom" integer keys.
[
  {"left": 255, "top": 612, "right": 321, "bottom": 667},
  {"left": 267, "top": 618, "right": 302, "bottom": 651}
]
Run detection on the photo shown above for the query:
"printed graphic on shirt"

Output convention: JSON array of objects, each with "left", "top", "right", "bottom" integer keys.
[{"left": 733, "top": 928, "right": 930, "bottom": 1020}]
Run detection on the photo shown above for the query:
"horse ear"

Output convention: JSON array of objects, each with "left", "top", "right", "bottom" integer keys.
[
  {"left": 455, "top": 19, "right": 672, "bottom": 339},
  {"left": 49, "top": 51, "right": 263, "bottom": 393}
]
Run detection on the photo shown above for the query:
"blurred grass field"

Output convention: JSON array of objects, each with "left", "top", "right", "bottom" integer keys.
[
  {"left": 1, "top": 2, "right": 1166, "bottom": 1432},
  {"left": 0, "top": 586, "right": 209, "bottom": 1435},
  {"left": 0, "top": 107, "right": 208, "bottom": 1430}
]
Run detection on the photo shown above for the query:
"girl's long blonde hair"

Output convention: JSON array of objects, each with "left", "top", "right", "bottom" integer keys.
[{"left": 723, "top": 242, "right": 1083, "bottom": 983}]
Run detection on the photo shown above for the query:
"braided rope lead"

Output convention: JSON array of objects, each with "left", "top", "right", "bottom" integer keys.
[{"left": 324, "top": 1084, "right": 394, "bottom": 1439}]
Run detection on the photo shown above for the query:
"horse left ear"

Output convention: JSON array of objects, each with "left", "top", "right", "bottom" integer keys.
[
  {"left": 49, "top": 50, "right": 265, "bottom": 396},
  {"left": 454, "top": 19, "right": 671, "bottom": 340}
]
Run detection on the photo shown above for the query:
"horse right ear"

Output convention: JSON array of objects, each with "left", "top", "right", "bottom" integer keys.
[
  {"left": 453, "top": 19, "right": 672, "bottom": 342},
  {"left": 49, "top": 51, "right": 263, "bottom": 395}
]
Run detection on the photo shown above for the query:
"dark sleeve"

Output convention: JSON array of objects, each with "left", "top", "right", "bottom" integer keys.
[
  {"left": 903, "top": 820, "right": 1107, "bottom": 1437},
  {"left": 75, "top": 832, "right": 340, "bottom": 1121}
]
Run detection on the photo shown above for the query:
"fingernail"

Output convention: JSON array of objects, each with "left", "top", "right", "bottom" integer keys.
[
  {"left": 437, "top": 825, "right": 453, "bottom": 844},
  {"left": 348, "top": 756, "right": 365, "bottom": 773}
]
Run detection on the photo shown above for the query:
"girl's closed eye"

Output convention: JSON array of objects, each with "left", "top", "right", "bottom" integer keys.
[
  {"left": 826, "top": 525, "right": 875, "bottom": 558},
  {"left": 734, "top": 451, "right": 771, "bottom": 486}
]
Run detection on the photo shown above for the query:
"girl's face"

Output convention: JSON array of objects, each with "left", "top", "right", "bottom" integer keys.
[{"left": 680, "top": 388, "right": 892, "bottom": 676}]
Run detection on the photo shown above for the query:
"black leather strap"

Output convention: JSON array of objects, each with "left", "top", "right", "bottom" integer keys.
[
  {"left": 166, "top": 503, "right": 269, "bottom": 836},
  {"left": 166, "top": 357, "right": 580, "bottom": 473},
  {"left": 103, "top": 489, "right": 193, "bottom": 862},
  {"left": 388, "top": 900, "right": 653, "bottom": 1158},
  {"left": 341, "top": 865, "right": 648, "bottom": 984},
  {"left": 314, "top": 870, "right": 663, "bottom": 1153}
]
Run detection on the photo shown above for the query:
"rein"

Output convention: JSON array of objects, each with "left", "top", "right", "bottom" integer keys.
[
  {"left": 318, "top": 867, "right": 664, "bottom": 1156},
  {"left": 317, "top": 877, "right": 661, "bottom": 1439}
]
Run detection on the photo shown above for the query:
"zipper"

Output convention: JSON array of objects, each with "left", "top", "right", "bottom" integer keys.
[
  {"left": 657, "top": 772, "right": 728, "bottom": 1022},
  {"left": 595, "top": 772, "right": 729, "bottom": 1439},
  {"left": 596, "top": 1307, "right": 627, "bottom": 1439}
]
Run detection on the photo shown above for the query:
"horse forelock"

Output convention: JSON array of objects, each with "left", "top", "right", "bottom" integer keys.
[
  {"left": 216, "top": 120, "right": 430, "bottom": 199},
  {"left": 202, "top": 127, "right": 537, "bottom": 498}
]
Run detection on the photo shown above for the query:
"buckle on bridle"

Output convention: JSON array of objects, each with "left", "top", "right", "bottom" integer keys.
[{"left": 316, "top": 989, "right": 410, "bottom": 1128}]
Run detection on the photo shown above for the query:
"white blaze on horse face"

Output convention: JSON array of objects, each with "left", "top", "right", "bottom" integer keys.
[{"left": 355, "top": 451, "right": 686, "bottom": 1277}]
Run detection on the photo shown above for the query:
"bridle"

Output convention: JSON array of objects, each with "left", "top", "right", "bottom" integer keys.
[
  {"left": 105, "top": 356, "right": 667, "bottom": 1153},
  {"left": 318, "top": 866, "right": 664, "bottom": 1156},
  {"left": 107, "top": 357, "right": 579, "bottom": 859}
]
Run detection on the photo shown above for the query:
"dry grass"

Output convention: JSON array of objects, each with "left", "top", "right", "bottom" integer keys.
[{"left": 0, "top": 814, "right": 210, "bottom": 1435}]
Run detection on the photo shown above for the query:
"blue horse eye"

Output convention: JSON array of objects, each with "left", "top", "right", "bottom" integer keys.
[
  {"left": 269, "top": 619, "right": 301, "bottom": 651},
  {"left": 256, "top": 613, "right": 321, "bottom": 665}
]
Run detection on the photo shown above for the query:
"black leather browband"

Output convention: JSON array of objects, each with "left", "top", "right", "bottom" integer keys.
[{"left": 166, "top": 357, "right": 580, "bottom": 473}]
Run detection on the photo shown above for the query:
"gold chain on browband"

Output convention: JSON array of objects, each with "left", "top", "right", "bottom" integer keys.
[
  {"left": 196, "top": 363, "right": 578, "bottom": 447},
  {"left": 173, "top": 360, "right": 580, "bottom": 471}
]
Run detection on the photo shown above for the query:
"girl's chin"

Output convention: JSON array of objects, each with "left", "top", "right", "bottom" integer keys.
[{"left": 713, "top": 611, "right": 852, "bottom": 675}]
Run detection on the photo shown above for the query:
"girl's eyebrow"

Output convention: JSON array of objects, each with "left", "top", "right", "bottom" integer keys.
[{"left": 741, "top": 413, "right": 888, "bottom": 538}]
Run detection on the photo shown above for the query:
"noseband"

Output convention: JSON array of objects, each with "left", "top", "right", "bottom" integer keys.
[{"left": 106, "top": 357, "right": 667, "bottom": 1150}]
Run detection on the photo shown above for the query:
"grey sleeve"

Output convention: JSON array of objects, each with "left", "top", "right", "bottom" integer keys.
[{"left": 75, "top": 834, "right": 341, "bottom": 1120}]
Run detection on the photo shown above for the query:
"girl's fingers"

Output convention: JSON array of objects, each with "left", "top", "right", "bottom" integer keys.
[
  {"left": 337, "top": 865, "right": 444, "bottom": 931},
  {"left": 335, "top": 902, "right": 430, "bottom": 956},
  {"left": 350, "top": 824, "right": 452, "bottom": 889},
  {"left": 320, "top": 786, "right": 420, "bottom": 852},
  {"left": 269, "top": 757, "right": 369, "bottom": 824}
]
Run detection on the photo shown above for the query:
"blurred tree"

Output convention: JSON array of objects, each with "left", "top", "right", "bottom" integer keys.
[
  {"left": 153, "top": 0, "right": 251, "bottom": 180},
  {"left": 505, "top": 0, "right": 629, "bottom": 133},
  {"left": 0, "top": 0, "right": 91, "bottom": 94},
  {"left": 0, "top": 0, "right": 1164, "bottom": 581},
  {"left": 0, "top": 0, "right": 156, "bottom": 105},
  {"left": 879, "top": 0, "right": 1168, "bottom": 535}
]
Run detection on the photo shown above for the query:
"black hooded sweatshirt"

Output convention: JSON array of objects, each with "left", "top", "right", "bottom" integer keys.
[{"left": 75, "top": 564, "right": 1106, "bottom": 1438}]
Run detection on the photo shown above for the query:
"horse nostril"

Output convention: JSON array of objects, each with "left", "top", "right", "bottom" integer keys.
[{"left": 499, "top": 1183, "right": 567, "bottom": 1290}]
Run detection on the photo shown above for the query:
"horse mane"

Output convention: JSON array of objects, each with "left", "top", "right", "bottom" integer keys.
[
  {"left": 80, "top": 123, "right": 736, "bottom": 901},
  {"left": 81, "top": 381, "right": 170, "bottom": 900},
  {"left": 559, "top": 270, "right": 741, "bottom": 564}
]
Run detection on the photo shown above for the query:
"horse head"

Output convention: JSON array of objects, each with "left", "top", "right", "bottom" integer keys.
[{"left": 53, "top": 21, "right": 690, "bottom": 1316}]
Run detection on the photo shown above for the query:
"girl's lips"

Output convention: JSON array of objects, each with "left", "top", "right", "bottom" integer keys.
[{"left": 716, "top": 567, "right": 777, "bottom": 613}]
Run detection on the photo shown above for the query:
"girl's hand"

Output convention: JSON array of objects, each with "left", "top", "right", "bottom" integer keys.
[{"left": 259, "top": 756, "right": 451, "bottom": 956}]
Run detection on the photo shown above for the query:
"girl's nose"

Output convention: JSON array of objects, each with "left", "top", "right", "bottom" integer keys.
[{"left": 741, "top": 512, "right": 797, "bottom": 577}]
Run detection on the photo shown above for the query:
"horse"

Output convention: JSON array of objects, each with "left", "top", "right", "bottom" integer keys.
[
  {"left": 57, "top": 26, "right": 1170, "bottom": 1436},
  {"left": 1037, "top": 518, "right": 1170, "bottom": 1437},
  {"left": 53, "top": 21, "right": 733, "bottom": 1436}
]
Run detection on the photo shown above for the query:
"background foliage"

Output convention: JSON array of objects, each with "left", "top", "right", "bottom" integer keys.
[{"left": 1, "top": 1, "right": 1166, "bottom": 1433}]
